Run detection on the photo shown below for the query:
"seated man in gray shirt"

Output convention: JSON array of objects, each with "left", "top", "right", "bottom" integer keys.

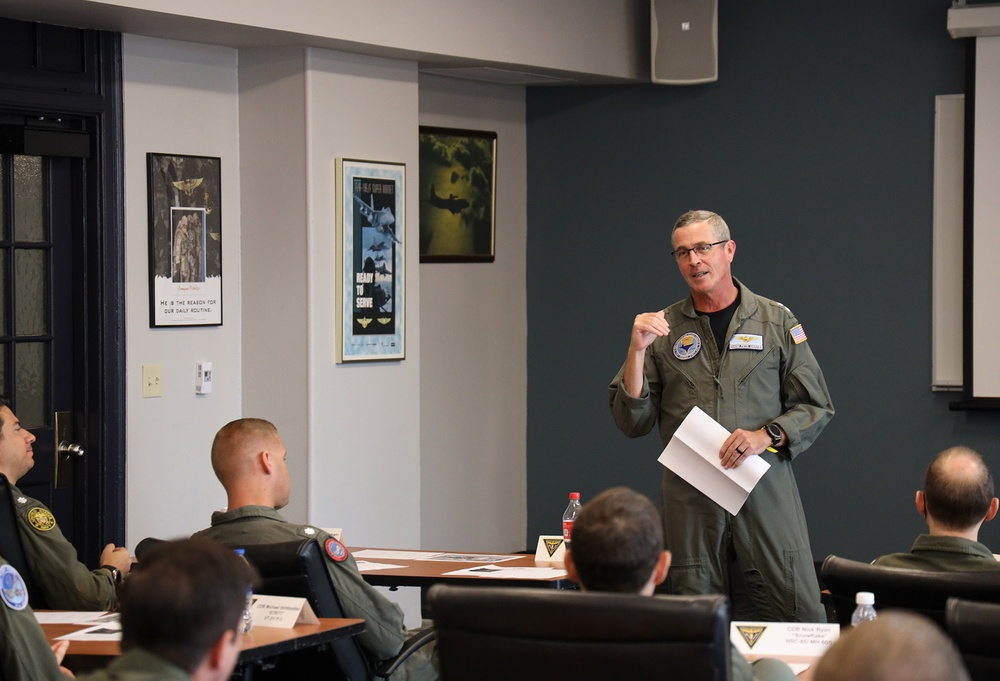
[
  {"left": 564, "top": 486, "right": 798, "bottom": 681},
  {"left": 193, "top": 418, "right": 437, "bottom": 681},
  {"left": 874, "top": 446, "right": 1000, "bottom": 571}
]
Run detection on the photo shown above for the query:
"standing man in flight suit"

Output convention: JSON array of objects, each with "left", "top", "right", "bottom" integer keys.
[{"left": 608, "top": 210, "right": 834, "bottom": 621}]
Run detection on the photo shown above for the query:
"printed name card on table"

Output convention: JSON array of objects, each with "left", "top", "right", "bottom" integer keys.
[
  {"left": 251, "top": 595, "right": 319, "bottom": 629},
  {"left": 731, "top": 621, "right": 839, "bottom": 657},
  {"left": 534, "top": 535, "right": 566, "bottom": 567}
]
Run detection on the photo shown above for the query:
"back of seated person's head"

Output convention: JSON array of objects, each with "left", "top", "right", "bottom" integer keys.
[
  {"left": 924, "top": 446, "right": 995, "bottom": 530},
  {"left": 566, "top": 486, "right": 663, "bottom": 594},
  {"left": 814, "top": 611, "right": 970, "bottom": 681},
  {"left": 120, "top": 537, "right": 258, "bottom": 674},
  {"left": 210, "top": 417, "right": 278, "bottom": 483}
]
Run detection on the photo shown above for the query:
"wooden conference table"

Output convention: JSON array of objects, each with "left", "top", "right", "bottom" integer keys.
[
  {"left": 355, "top": 547, "right": 575, "bottom": 590},
  {"left": 43, "top": 617, "right": 365, "bottom": 679},
  {"left": 355, "top": 548, "right": 824, "bottom": 677}
]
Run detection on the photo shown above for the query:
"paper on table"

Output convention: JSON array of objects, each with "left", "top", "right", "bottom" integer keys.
[
  {"left": 57, "top": 620, "right": 122, "bottom": 642},
  {"left": 356, "top": 560, "right": 406, "bottom": 572},
  {"left": 33, "top": 611, "right": 115, "bottom": 625},
  {"left": 353, "top": 549, "right": 518, "bottom": 563},
  {"left": 442, "top": 565, "right": 567, "bottom": 579},
  {"left": 658, "top": 406, "right": 770, "bottom": 515}
]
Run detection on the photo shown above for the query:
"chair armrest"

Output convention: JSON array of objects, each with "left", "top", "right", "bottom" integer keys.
[{"left": 374, "top": 627, "right": 437, "bottom": 678}]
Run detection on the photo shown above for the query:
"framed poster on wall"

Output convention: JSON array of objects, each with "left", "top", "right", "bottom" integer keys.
[
  {"left": 418, "top": 126, "right": 496, "bottom": 262},
  {"left": 146, "top": 153, "right": 223, "bottom": 327},
  {"left": 335, "top": 158, "right": 406, "bottom": 362}
]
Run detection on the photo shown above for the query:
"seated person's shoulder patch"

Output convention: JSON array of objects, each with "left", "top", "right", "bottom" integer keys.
[
  {"left": 325, "top": 537, "right": 349, "bottom": 562},
  {"left": 27, "top": 506, "right": 57, "bottom": 532}
]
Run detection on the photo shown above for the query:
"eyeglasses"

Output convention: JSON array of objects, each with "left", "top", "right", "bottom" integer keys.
[{"left": 670, "top": 240, "right": 729, "bottom": 261}]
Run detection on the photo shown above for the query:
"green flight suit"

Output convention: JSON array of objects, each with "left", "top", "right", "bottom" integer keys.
[
  {"left": 9, "top": 483, "right": 116, "bottom": 610},
  {"left": 609, "top": 279, "right": 834, "bottom": 621},
  {"left": 0, "top": 556, "right": 67, "bottom": 681},
  {"left": 193, "top": 506, "right": 437, "bottom": 681},
  {"left": 77, "top": 648, "right": 190, "bottom": 681},
  {"left": 874, "top": 534, "right": 1000, "bottom": 571}
]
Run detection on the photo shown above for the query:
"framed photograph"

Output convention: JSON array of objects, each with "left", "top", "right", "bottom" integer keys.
[
  {"left": 146, "top": 153, "right": 223, "bottom": 327},
  {"left": 418, "top": 127, "right": 496, "bottom": 263},
  {"left": 336, "top": 159, "right": 406, "bottom": 362}
]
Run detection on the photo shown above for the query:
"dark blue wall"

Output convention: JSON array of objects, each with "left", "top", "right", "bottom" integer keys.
[{"left": 525, "top": 0, "right": 1000, "bottom": 562}]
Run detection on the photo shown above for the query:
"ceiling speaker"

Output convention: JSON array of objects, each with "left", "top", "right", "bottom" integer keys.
[{"left": 651, "top": 0, "right": 718, "bottom": 85}]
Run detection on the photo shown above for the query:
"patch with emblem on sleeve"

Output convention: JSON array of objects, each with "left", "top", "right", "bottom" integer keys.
[
  {"left": 790, "top": 324, "right": 808, "bottom": 345},
  {"left": 0, "top": 564, "right": 28, "bottom": 611},
  {"left": 673, "top": 332, "right": 702, "bottom": 360},
  {"left": 325, "top": 538, "right": 349, "bottom": 562},
  {"left": 27, "top": 507, "right": 56, "bottom": 532}
]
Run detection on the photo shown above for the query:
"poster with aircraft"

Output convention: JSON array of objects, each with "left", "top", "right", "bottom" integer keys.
[{"left": 335, "top": 159, "right": 405, "bottom": 362}]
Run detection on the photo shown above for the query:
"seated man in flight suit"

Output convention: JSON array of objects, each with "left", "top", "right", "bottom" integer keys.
[
  {"left": 0, "top": 396, "right": 132, "bottom": 610},
  {"left": 193, "top": 417, "right": 437, "bottom": 681},
  {"left": 79, "top": 538, "right": 256, "bottom": 681},
  {"left": 564, "top": 486, "right": 798, "bottom": 681},
  {"left": 0, "top": 552, "right": 72, "bottom": 680}
]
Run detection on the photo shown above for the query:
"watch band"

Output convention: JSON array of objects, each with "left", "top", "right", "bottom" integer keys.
[
  {"left": 765, "top": 423, "right": 783, "bottom": 447},
  {"left": 102, "top": 565, "right": 122, "bottom": 586}
]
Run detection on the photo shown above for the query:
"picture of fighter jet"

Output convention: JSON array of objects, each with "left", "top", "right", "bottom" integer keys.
[
  {"left": 426, "top": 185, "right": 469, "bottom": 215},
  {"left": 354, "top": 194, "right": 400, "bottom": 243},
  {"left": 375, "top": 264, "right": 392, "bottom": 276},
  {"left": 367, "top": 240, "right": 390, "bottom": 254}
]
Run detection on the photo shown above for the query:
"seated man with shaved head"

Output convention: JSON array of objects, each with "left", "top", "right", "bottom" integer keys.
[{"left": 193, "top": 418, "right": 437, "bottom": 681}]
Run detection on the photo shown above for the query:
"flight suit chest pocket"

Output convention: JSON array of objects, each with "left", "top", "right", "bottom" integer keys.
[{"left": 733, "top": 341, "right": 779, "bottom": 388}]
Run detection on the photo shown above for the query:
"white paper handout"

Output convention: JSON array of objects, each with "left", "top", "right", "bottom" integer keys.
[{"left": 657, "top": 406, "right": 770, "bottom": 515}]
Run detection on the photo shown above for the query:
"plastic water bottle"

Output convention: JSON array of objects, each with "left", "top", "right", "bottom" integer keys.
[
  {"left": 562, "top": 492, "right": 582, "bottom": 541},
  {"left": 233, "top": 548, "right": 254, "bottom": 633},
  {"left": 850, "top": 591, "right": 877, "bottom": 627}
]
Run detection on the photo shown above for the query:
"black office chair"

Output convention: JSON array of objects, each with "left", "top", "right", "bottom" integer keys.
[
  {"left": 428, "top": 584, "right": 732, "bottom": 681},
  {"left": 0, "top": 473, "right": 47, "bottom": 609},
  {"left": 945, "top": 597, "right": 1000, "bottom": 681},
  {"left": 820, "top": 554, "right": 1000, "bottom": 626},
  {"left": 239, "top": 539, "right": 433, "bottom": 681}
]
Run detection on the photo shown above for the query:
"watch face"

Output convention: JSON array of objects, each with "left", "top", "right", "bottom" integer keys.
[{"left": 767, "top": 424, "right": 781, "bottom": 443}]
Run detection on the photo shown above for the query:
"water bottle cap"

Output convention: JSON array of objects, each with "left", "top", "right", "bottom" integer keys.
[
  {"left": 569, "top": 492, "right": 580, "bottom": 500},
  {"left": 855, "top": 591, "right": 875, "bottom": 605}
]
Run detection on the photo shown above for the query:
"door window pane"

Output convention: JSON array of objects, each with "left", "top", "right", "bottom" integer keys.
[
  {"left": 13, "top": 155, "right": 44, "bottom": 243},
  {"left": 0, "top": 256, "right": 6, "bottom": 335},
  {"left": 15, "top": 341, "right": 47, "bottom": 428},
  {"left": 15, "top": 249, "right": 49, "bottom": 336}
]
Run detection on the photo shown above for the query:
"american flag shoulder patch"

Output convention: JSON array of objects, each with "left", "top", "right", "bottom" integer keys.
[{"left": 790, "top": 324, "right": 807, "bottom": 345}]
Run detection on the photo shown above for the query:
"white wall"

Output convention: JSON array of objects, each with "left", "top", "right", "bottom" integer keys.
[
  {"left": 78, "top": 0, "right": 647, "bottom": 82},
  {"left": 123, "top": 34, "right": 243, "bottom": 543},
  {"left": 418, "top": 75, "right": 528, "bottom": 552},
  {"left": 122, "top": 35, "right": 527, "bottom": 586}
]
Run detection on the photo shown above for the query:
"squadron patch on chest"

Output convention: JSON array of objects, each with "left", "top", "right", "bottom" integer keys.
[
  {"left": 27, "top": 507, "right": 56, "bottom": 532},
  {"left": 673, "top": 332, "right": 702, "bottom": 360},
  {"left": 325, "top": 538, "right": 349, "bottom": 562}
]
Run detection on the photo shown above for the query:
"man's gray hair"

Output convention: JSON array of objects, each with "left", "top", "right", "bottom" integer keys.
[{"left": 673, "top": 210, "right": 730, "bottom": 241}]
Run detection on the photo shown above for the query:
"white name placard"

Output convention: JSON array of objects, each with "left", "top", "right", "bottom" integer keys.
[
  {"left": 251, "top": 595, "right": 319, "bottom": 629},
  {"left": 534, "top": 535, "right": 566, "bottom": 567},
  {"left": 731, "top": 621, "right": 839, "bottom": 657}
]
